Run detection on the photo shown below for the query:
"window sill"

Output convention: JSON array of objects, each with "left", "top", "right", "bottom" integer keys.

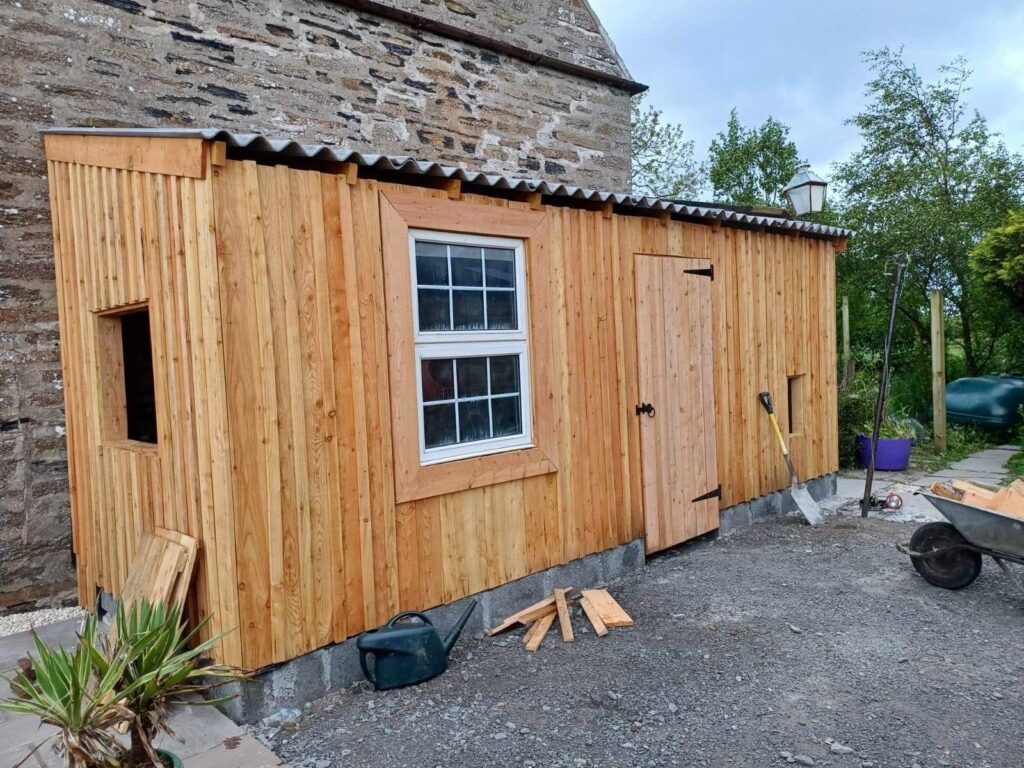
[
  {"left": 103, "top": 439, "right": 159, "bottom": 453},
  {"left": 421, "top": 440, "right": 536, "bottom": 467}
]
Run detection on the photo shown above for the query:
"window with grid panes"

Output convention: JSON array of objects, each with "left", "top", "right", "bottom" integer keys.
[{"left": 409, "top": 230, "right": 532, "bottom": 464}]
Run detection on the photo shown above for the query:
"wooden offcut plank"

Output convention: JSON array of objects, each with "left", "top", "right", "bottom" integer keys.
[
  {"left": 155, "top": 527, "right": 199, "bottom": 608},
  {"left": 554, "top": 587, "right": 574, "bottom": 642},
  {"left": 488, "top": 596, "right": 557, "bottom": 636},
  {"left": 580, "top": 589, "right": 633, "bottom": 628},
  {"left": 523, "top": 612, "right": 556, "bottom": 652},
  {"left": 578, "top": 594, "right": 608, "bottom": 637},
  {"left": 118, "top": 531, "right": 196, "bottom": 611}
]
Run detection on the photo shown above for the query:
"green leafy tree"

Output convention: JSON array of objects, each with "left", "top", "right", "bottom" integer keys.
[
  {"left": 629, "top": 94, "right": 705, "bottom": 198},
  {"left": 972, "top": 208, "right": 1024, "bottom": 311},
  {"left": 707, "top": 109, "right": 801, "bottom": 207},
  {"left": 833, "top": 48, "right": 1024, "bottom": 386}
]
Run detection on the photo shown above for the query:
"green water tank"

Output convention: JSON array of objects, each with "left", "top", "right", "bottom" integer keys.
[{"left": 946, "top": 375, "right": 1024, "bottom": 429}]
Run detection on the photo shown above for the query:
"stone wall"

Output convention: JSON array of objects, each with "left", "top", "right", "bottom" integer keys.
[
  {"left": 383, "top": 0, "right": 631, "bottom": 77},
  {"left": 0, "top": 0, "right": 635, "bottom": 610}
]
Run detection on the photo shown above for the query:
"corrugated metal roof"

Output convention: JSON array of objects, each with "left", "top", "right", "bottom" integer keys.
[{"left": 41, "top": 128, "right": 852, "bottom": 239}]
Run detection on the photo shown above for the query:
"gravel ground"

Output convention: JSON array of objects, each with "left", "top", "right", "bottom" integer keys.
[
  {"left": 0, "top": 606, "right": 85, "bottom": 638},
  {"left": 262, "top": 513, "right": 1024, "bottom": 768}
]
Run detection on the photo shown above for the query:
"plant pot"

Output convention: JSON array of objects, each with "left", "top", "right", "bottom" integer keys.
[
  {"left": 855, "top": 433, "right": 912, "bottom": 471},
  {"left": 156, "top": 749, "right": 183, "bottom": 768}
]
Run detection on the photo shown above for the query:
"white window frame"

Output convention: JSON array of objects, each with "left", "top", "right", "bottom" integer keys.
[{"left": 409, "top": 229, "right": 532, "bottom": 465}]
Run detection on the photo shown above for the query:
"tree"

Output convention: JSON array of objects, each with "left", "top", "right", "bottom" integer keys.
[
  {"left": 833, "top": 48, "right": 1024, "bottom": 383},
  {"left": 629, "top": 94, "right": 705, "bottom": 199},
  {"left": 707, "top": 109, "right": 801, "bottom": 207},
  {"left": 972, "top": 208, "right": 1024, "bottom": 311}
]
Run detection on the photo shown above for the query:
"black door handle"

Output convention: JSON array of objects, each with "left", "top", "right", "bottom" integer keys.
[{"left": 635, "top": 402, "right": 655, "bottom": 417}]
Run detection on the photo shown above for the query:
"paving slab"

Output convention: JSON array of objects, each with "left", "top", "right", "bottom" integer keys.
[
  {"left": 185, "top": 737, "right": 285, "bottom": 768},
  {"left": 949, "top": 457, "right": 1011, "bottom": 473},
  {"left": 920, "top": 468, "right": 1005, "bottom": 481},
  {"left": 155, "top": 698, "right": 244, "bottom": 760}
]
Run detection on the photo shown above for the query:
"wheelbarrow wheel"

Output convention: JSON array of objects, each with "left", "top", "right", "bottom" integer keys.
[{"left": 909, "top": 522, "right": 982, "bottom": 590}]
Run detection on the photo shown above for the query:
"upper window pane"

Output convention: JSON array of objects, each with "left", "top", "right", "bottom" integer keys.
[
  {"left": 415, "top": 241, "right": 449, "bottom": 287},
  {"left": 417, "top": 289, "right": 451, "bottom": 332},
  {"left": 413, "top": 236, "right": 522, "bottom": 335},
  {"left": 452, "top": 290, "right": 485, "bottom": 330},
  {"left": 451, "top": 245, "right": 484, "bottom": 287},
  {"left": 484, "top": 249, "right": 515, "bottom": 288}
]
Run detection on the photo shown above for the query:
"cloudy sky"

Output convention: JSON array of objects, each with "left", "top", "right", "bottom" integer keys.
[{"left": 590, "top": 0, "right": 1024, "bottom": 176}]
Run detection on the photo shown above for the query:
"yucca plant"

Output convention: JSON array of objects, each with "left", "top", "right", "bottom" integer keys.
[
  {"left": 1, "top": 602, "right": 246, "bottom": 768},
  {"left": 0, "top": 616, "right": 136, "bottom": 768},
  {"left": 99, "top": 600, "right": 246, "bottom": 767}
]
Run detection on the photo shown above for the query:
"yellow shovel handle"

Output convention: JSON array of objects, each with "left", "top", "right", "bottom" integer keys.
[{"left": 767, "top": 412, "right": 789, "bottom": 456}]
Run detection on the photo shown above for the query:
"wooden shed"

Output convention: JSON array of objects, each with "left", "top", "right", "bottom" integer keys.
[{"left": 42, "top": 129, "right": 847, "bottom": 670}]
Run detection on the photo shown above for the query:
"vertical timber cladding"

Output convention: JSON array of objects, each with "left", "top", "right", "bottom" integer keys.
[
  {"left": 209, "top": 162, "right": 838, "bottom": 670},
  {"left": 44, "top": 142, "right": 240, "bottom": 664},
  {"left": 49, "top": 140, "right": 838, "bottom": 671}
]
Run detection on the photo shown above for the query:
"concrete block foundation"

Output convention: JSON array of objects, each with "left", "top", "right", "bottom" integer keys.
[{"left": 719, "top": 472, "right": 838, "bottom": 537}]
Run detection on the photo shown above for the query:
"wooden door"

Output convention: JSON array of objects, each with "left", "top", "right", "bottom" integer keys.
[{"left": 634, "top": 254, "right": 719, "bottom": 553}]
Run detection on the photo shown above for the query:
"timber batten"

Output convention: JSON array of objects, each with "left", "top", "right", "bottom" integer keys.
[{"left": 45, "top": 133, "right": 842, "bottom": 670}]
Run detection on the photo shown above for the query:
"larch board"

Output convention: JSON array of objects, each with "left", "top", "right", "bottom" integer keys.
[{"left": 634, "top": 255, "right": 719, "bottom": 552}]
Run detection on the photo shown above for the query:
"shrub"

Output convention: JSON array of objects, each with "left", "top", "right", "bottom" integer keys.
[{"left": 838, "top": 369, "right": 878, "bottom": 467}]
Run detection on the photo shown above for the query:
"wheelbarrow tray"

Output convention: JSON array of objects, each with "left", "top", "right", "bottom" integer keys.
[{"left": 918, "top": 491, "right": 1024, "bottom": 560}]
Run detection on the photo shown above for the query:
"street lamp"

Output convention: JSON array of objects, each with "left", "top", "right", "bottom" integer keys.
[{"left": 782, "top": 164, "right": 827, "bottom": 216}]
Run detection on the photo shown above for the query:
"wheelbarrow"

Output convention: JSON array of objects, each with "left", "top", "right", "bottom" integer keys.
[{"left": 898, "top": 491, "right": 1024, "bottom": 597}]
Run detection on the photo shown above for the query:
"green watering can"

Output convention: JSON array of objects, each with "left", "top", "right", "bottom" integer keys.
[{"left": 357, "top": 600, "right": 477, "bottom": 691}]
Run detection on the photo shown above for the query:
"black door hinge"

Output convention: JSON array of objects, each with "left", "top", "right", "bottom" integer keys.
[
  {"left": 635, "top": 402, "right": 655, "bottom": 417},
  {"left": 691, "top": 485, "right": 722, "bottom": 503},
  {"left": 683, "top": 265, "right": 714, "bottom": 280}
]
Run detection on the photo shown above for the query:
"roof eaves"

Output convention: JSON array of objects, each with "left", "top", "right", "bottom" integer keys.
[{"left": 40, "top": 127, "right": 853, "bottom": 239}]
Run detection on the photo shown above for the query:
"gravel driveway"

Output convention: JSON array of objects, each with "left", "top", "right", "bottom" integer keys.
[{"left": 262, "top": 514, "right": 1024, "bottom": 768}]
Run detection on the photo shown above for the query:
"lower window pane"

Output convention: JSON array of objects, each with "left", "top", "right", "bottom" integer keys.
[
  {"left": 491, "top": 395, "right": 522, "bottom": 437},
  {"left": 458, "top": 399, "right": 491, "bottom": 442},
  {"left": 489, "top": 355, "right": 520, "bottom": 395},
  {"left": 456, "top": 357, "right": 488, "bottom": 398},
  {"left": 423, "top": 403, "right": 457, "bottom": 448},
  {"left": 421, "top": 359, "right": 454, "bottom": 401}
]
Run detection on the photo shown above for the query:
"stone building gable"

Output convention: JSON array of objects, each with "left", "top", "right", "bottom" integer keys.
[
  {"left": 0, "top": 0, "right": 637, "bottom": 610},
  {"left": 377, "top": 0, "right": 633, "bottom": 79}
]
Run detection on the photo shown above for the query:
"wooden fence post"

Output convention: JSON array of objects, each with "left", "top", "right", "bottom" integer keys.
[
  {"left": 841, "top": 295, "right": 851, "bottom": 388},
  {"left": 930, "top": 289, "right": 947, "bottom": 452}
]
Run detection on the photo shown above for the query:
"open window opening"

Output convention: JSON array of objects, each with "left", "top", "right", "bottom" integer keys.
[
  {"left": 99, "top": 307, "right": 158, "bottom": 444},
  {"left": 787, "top": 374, "right": 807, "bottom": 436},
  {"left": 121, "top": 310, "right": 157, "bottom": 443}
]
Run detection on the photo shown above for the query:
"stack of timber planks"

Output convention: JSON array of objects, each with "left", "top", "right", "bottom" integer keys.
[
  {"left": 488, "top": 588, "right": 634, "bottom": 652},
  {"left": 932, "top": 480, "right": 1024, "bottom": 519}
]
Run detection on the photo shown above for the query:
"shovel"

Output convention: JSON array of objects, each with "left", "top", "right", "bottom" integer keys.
[{"left": 758, "top": 391, "right": 824, "bottom": 526}]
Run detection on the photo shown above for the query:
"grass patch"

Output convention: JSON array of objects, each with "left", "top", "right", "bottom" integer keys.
[
  {"left": 1006, "top": 451, "right": 1024, "bottom": 481},
  {"left": 907, "top": 425, "right": 992, "bottom": 474}
]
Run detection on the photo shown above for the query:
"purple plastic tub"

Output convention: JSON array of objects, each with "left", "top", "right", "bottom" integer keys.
[{"left": 855, "top": 433, "right": 912, "bottom": 471}]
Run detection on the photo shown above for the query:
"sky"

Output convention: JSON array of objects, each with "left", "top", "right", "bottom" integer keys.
[{"left": 589, "top": 0, "right": 1024, "bottom": 178}]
